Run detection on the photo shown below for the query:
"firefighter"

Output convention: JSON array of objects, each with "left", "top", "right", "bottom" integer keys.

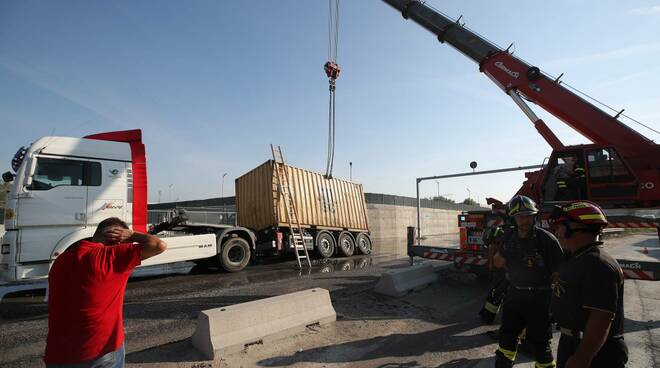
[
  {"left": 549, "top": 201, "right": 628, "bottom": 368},
  {"left": 479, "top": 225, "right": 508, "bottom": 324},
  {"left": 555, "top": 157, "right": 586, "bottom": 201},
  {"left": 493, "top": 195, "right": 564, "bottom": 368},
  {"left": 572, "top": 165, "right": 586, "bottom": 199}
]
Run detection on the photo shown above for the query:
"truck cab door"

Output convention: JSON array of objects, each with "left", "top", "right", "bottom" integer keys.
[
  {"left": 85, "top": 161, "right": 129, "bottom": 227},
  {"left": 16, "top": 156, "right": 99, "bottom": 262}
]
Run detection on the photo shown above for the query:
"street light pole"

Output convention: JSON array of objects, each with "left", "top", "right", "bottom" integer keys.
[
  {"left": 168, "top": 184, "right": 173, "bottom": 202},
  {"left": 221, "top": 172, "right": 227, "bottom": 199},
  {"left": 435, "top": 180, "right": 440, "bottom": 198},
  {"left": 349, "top": 162, "right": 353, "bottom": 181},
  {"left": 466, "top": 187, "right": 471, "bottom": 200}
]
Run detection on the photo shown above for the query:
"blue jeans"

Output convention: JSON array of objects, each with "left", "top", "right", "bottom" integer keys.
[{"left": 47, "top": 343, "right": 125, "bottom": 368}]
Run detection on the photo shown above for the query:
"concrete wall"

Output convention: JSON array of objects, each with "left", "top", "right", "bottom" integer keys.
[{"left": 367, "top": 203, "right": 460, "bottom": 256}]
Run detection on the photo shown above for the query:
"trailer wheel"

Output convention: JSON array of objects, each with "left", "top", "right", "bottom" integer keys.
[
  {"left": 355, "top": 233, "right": 372, "bottom": 255},
  {"left": 219, "top": 237, "right": 251, "bottom": 273},
  {"left": 337, "top": 231, "right": 355, "bottom": 257},
  {"left": 315, "top": 231, "right": 335, "bottom": 259}
]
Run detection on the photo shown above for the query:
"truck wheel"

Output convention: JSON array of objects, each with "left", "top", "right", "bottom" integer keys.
[
  {"left": 219, "top": 237, "right": 251, "bottom": 273},
  {"left": 315, "top": 231, "right": 335, "bottom": 259},
  {"left": 355, "top": 233, "right": 372, "bottom": 255},
  {"left": 337, "top": 231, "right": 355, "bottom": 257}
]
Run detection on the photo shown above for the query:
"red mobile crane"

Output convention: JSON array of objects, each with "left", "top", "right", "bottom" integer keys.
[{"left": 382, "top": 0, "right": 659, "bottom": 279}]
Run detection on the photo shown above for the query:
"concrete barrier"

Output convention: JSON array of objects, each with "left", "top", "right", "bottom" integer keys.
[
  {"left": 192, "top": 288, "right": 336, "bottom": 359},
  {"left": 374, "top": 263, "right": 439, "bottom": 297}
]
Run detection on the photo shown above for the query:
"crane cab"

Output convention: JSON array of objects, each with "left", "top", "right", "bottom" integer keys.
[{"left": 533, "top": 145, "right": 640, "bottom": 207}]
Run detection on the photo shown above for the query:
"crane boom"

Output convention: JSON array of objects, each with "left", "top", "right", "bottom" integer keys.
[{"left": 382, "top": 0, "right": 658, "bottom": 166}]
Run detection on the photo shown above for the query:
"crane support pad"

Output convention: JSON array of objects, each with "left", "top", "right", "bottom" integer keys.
[
  {"left": 191, "top": 288, "right": 336, "bottom": 359},
  {"left": 375, "top": 264, "right": 439, "bottom": 297},
  {"left": 618, "top": 259, "right": 660, "bottom": 281}
]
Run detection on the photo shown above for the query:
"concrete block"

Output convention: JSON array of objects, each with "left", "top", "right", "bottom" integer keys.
[
  {"left": 374, "top": 264, "right": 438, "bottom": 297},
  {"left": 192, "top": 288, "right": 336, "bottom": 359}
]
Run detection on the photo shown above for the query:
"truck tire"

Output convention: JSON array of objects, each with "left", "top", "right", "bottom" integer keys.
[
  {"left": 315, "top": 231, "right": 335, "bottom": 259},
  {"left": 337, "top": 231, "right": 355, "bottom": 257},
  {"left": 219, "top": 237, "right": 251, "bottom": 273},
  {"left": 355, "top": 233, "right": 372, "bottom": 255}
]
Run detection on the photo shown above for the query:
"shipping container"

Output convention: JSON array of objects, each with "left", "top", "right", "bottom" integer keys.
[{"left": 236, "top": 160, "right": 372, "bottom": 258}]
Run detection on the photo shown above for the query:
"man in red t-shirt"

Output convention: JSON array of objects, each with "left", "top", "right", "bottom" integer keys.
[{"left": 44, "top": 217, "right": 167, "bottom": 367}]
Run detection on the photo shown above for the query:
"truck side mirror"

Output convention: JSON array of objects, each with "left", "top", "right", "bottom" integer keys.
[{"left": 2, "top": 171, "right": 13, "bottom": 183}]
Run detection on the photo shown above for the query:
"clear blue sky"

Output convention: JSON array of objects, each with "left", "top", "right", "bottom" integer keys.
[{"left": 1, "top": 0, "right": 659, "bottom": 204}]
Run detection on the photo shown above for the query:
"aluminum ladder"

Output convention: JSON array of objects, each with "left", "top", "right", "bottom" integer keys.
[{"left": 271, "top": 144, "right": 312, "bottom": 269}]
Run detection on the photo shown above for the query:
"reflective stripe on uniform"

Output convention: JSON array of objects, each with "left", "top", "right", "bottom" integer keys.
[
  {"left": 484, "top": 301, "right": 499, "bottom": 314},
  {"left": 497, "top": 346, "right": 517, "bottom": 361},
  {"left": 535, "top": 361, "right": 556, "bottom": 368}
]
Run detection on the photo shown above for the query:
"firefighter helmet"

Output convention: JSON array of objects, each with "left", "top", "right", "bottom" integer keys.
[
  {"left": 550, "top": 201, "right": 608, "bottom": 228},
  {"left": 507, "top": 195, "right": 539, "bottom": 217}
]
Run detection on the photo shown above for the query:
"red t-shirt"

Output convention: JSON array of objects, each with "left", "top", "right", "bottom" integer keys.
[{"left": 44, "top": 240, "right": 142, "bottom": 364}]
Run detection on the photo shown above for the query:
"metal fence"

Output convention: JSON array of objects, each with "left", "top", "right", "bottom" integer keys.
[{"left": 148, "top": 209, "right": 237, "bottom": 226}]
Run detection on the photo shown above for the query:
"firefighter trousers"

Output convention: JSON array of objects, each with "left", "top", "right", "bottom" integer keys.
[
  {"left": 495, "top": 289, "right": 555, "bottom": 368},
  {"left": 480, "top": 270, "right": 508, "bottom": 324}
]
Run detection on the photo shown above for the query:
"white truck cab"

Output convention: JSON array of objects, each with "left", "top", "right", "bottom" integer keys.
[{"left": 1, "top": 130, "right": 254, "bottom": 285}]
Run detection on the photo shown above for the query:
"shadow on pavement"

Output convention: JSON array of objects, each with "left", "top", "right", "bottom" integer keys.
[
  {"left": 256, "top": 319, "right": 490, "bottom": 366},
  {"left": 126, "top": 337, "right": 204, "bottom": 364},
  {"left": 624, "top": 316, "right": 660, "bottom": 335}
]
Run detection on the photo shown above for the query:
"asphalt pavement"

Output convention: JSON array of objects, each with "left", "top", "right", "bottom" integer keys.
[{"left": 0, "top": 233, "right": 657, "bottom": 367}]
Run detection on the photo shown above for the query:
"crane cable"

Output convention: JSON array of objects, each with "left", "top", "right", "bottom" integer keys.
[{"left": 324, "top": 0, "right": 340, "bottom": 178}]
